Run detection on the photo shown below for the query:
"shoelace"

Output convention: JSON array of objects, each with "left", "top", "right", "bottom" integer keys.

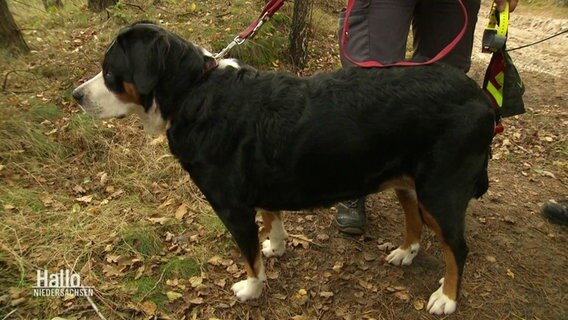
[{"left": 343, "top": 199, "right": 360, "bottom": 208}]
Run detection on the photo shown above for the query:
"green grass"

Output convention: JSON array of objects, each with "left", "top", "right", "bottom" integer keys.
[
  {"left": 162, "top": 257, "right": 200, "bottom": 279},
  {"left": 0, "top": 102, "right": 70, "bottom": 163},
  {"left": 198, "top": 211, "right": 227, "bottom": 237},
  {"left": 28, "top": 102, "right": 63, "bottom": 121},
  {"left": 0, "top": 0, "right": 315, "bottom": 318},
  {"left": 0, "top": 186, "right": 45, "bottom": 213},
  {"left": 121, "top": 225, "right": 164, "bottom": 257},
  {"left": 557, "top": 144, "right": 568, "bottom": 157},
  {"left": 67, "top": 113, "right": 98, "bottom": 136},
  {"left": 127, "top": 275, "right": 168, "bottom": 304},
  {"left": 125, "top": 258, "right": 200, "bottom": 306}
]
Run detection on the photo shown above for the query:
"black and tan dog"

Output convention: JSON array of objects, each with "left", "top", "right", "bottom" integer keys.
[{"left": 72, "top": 22, "right": 495, "bottom": 315}]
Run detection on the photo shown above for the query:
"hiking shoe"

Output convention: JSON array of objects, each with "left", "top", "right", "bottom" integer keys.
[
  {"left": 542, "top": 201, "right": 568, "bottom": 226},
  {"left": 335, "top": 197, "right": 366, "bottom": 235}
]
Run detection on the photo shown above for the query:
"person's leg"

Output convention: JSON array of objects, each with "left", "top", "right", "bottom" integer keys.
[
  {"left": 412, "top": 0, "right": 481, "bottom": 72},
  {"left": 339, "top": 0, "right": 416, "bottom": 67},
  {"left": 336, "top": 0, "right": 415, "bottom": 235}
]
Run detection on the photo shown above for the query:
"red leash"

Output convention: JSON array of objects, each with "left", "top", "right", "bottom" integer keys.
[
  {"left": 240, "top": 0, "right": 286, "bottom": 39},
  {"left": 215, "top": 0, "right": 286, "bottom": 59},
  {"left": 217, "top": 0, "right": 468, "bottom": 67},
  {"left": 340, "top": 0, "right": 469, "bottom": 67}
]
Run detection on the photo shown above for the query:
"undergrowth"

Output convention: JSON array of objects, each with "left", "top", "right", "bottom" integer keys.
[{"left": 0, "top": 0, "right": 321, "bottom": 317}]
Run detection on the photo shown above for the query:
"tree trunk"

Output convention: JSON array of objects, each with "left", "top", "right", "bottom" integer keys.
[
  {"left": 88, "top": 0, "right": 118, "bottom": 12},
  {"left": 0, "top": 0, "right": 29, "bottom": 54},
  {"left": 289, "top": 0, "right": 313, "bottom": 70},
  {"left": 43, "top": 0, "right": 63, "bottom": 10}
]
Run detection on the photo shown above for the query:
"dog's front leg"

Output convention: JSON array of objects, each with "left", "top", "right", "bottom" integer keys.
[
  {"left": 216, "top": 207, "right": 266, "bottom": 301},
  {"left": 386, "top": 188, "right": 422, "bottom": 266},
  {"left": 259, "top": 210, "right": 288, "bottom": 257}
]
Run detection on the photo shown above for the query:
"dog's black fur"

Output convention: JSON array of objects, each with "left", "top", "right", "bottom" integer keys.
[{"left": 97, "top": 22, "right": 495, "bottom": 307}]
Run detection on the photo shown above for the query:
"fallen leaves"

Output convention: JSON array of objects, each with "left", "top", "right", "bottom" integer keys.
[
  {"left": 99, "top": 172, "right": 108, "bottom": 186},
  {"left": 75, "top": 194, "right": 93, "bottom": 203},
  {"left": 139, "top": 300, "right": 157, "bottom": 315},
  {"left": 207, "top": 256, "right": 233, "bottom": 267},
  {"left": 175, "top": 203, "right": 189, "bottom": 220},
  {"left": 189, "top": 276, "right": 203, "bottom": 288},
  {"left": 413, "top": 299, "right": 426, "bottom": 310},
  {"left": 316, "top": 233, "right": 330, "bottom": 241},
  {"left": 387, "top": 286, "right": 411, "bottom": 302},
  {"left": 377, "top": 242, "right": 395, "bottom": 251},
  {"left": 363, "top": 252, "right": 378, "bottom": 262},
  {"left": 147, "top": 217, "right": 170, "bottom": 225},
  {"left": 166, "top": 291, "right": 183, "bottom": 301},
  {"left": 290, "top": 234, "right": 311, "bottom": 249},
  {"left": 332, "top": 261, "right": 343, "bottom": 273},
  {"left": 188, "top": 296, "right": 204, "bottom": 305},
  {"left": 292, "top": 288, "right": 309, "bottom": 305},
  {"left": 158, "top": 198, "right": 175, "bottom": 209}
]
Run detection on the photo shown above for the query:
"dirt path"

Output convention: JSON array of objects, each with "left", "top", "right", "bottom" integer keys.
[{"left": 472, "top": 7, "right": 568, "bottom": 77}]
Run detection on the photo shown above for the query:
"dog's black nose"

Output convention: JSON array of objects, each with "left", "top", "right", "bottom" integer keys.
[{"left": 72, "top": 90, "right": 84, "bottom": 104}]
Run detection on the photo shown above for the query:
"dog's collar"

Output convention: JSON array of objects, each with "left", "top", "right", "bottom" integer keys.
[{"left": 202, "top": 58, "right": 218, "bottom": 77}]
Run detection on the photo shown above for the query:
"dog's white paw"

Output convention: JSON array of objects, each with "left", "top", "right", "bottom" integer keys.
[
  {"left": 231, "top": 278, "right": 263, "bottom": 301},
  {"left": 427, "top": 278, "right": 457, "bottom": 315},
  {"left": 386, "top": 243, "right": 420, "bottom": 266},
  {"left": 262, "top": 239, "right": 286, "bottom": 257}
]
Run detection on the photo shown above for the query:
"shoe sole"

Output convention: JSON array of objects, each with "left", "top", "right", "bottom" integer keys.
[{"left": 336, "top": 224, "right": 364, "bottom": 235}]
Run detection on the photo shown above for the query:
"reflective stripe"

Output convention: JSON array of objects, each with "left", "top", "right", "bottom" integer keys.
[
  {"left": 495, "top": 72, "right": 505, "bottom": 86},
  {"left": 486, "top": 81, "right": 503, "bottom": 107}
]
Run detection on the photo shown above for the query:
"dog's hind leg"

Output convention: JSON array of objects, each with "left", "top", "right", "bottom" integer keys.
[
  {"left": 216, "top": 207, "right": 266, "bottom": 301},
  {"left": 416, "top": 193, "right": 469, "bottom": 315},
  {"left": 386, "top": 188, "right": 423, "bottom": 266},
  {"left": 260, "top": 210, "right": 288, "bottom": 258}
]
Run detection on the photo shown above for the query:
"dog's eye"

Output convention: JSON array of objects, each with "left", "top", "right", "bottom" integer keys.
[{"left": 104, "top": 71, "right": 113, "bottom": 79}]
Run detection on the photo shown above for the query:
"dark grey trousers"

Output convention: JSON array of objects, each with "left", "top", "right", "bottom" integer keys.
[{"left": 339, "top": 0, "right": 481, "bottom": 72}]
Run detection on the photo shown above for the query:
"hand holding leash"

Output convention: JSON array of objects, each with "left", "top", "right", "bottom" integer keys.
[
  {"left": 482, "top": 1, "right": 509, "bottom": 53},
  {"left": 495, "top": 0, "right": 517, "bottom": 12}
]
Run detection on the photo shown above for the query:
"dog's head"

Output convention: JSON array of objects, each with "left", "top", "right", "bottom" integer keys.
[{"left": 72, "top": 21, "right": 217, "bottom": 135}]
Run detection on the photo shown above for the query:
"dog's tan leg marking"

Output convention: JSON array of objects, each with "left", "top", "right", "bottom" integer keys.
[
  {"left": 398, "top": 189, "right": 423, "bottom": 248},
  {"left": 232, "top": 242, "right": 266, "bottom": 301},
  {"left": 259, "top": 210, "right": 275, "bottom": 240},
  {"left": 386, "top": 188, "right": 422, "bottom": 266},
  {"left": 260, "top": 210, "right": 287, "bottom": 257},
  {"left": 421, "top": 206, "right": 458, "bottom": 315},
  {"left": 243, "top": 249, "right": 263, "bottom": 279}
]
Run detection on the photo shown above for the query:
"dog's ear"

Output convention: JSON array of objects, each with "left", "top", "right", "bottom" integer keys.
[
  {"left": 132, "top": 35, "right": 169, "bottom": 95},
  {"left": 203, "top": 55, "right": 217, "bottom": 73},
  {"left": 118, "top": 29, "right": 169, "bottom": 95}
]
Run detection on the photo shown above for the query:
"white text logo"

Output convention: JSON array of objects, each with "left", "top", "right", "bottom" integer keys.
[{"left": 32, "top": 269, "right": 94, "bottom": 297}]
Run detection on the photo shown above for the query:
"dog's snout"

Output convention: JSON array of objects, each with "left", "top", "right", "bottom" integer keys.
[{"left": 72, "top": 89, "right": 84, "bottom": 104}]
